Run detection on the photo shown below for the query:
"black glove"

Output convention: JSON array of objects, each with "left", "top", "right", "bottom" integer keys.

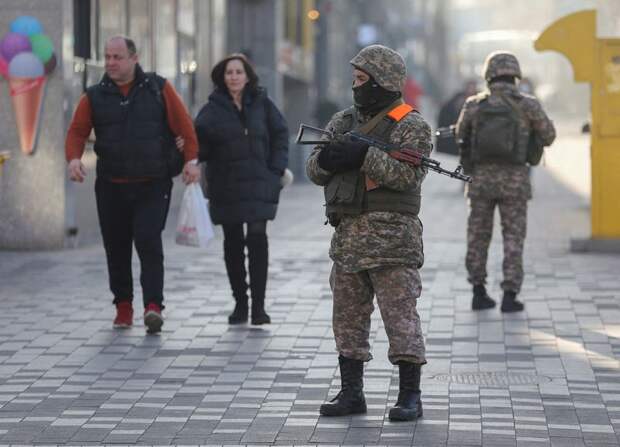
[{"left": 317, "top": 140, "right": 369, "bottom": 172}]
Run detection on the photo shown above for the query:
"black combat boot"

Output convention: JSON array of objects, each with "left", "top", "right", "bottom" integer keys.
[
  {"left": 472, "top": 284, "right": 496, "bottom": 310},
  {"left": 247, "top": 233, "right": 271, "bottom": 325},
  {"left": 389, "top": 362, "right": 423, "bottom": 421},
  {"left": 224, "top": 237, "right": 249, "bottom": 324},
  {"left": 320, "top": 355, "right": 367, "bottom": 416},
  {"left": 501, "top": 290, "right": 524, "bottom": 313}
]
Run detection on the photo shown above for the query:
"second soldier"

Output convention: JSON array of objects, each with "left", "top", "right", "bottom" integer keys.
[
  {"left": 306, "top": 45, "right": 431, "bottom": 421},
  {"left": 456, "top": 51, "right": 556, "bottom": 312}
]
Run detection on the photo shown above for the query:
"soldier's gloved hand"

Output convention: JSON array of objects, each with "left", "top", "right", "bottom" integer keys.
[
  {"left": 318, "top": 140, "right": 369, "bottom": 171},
  {"left": 317, "top": 144, "right": 342, "bottom": 172},
  {"left": 317, "top": 142, "right": 351, "bottom": 172},
  {"left": 335, "top": 140, "right": 370, "bottom": 169}
]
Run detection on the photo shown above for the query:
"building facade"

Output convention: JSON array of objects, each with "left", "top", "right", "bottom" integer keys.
[
  {"left": 0, "top": 0, "right": 318, "bottom": 249},
  {"left": 0, "top": 0, "right": 459, "bottom": 249}
]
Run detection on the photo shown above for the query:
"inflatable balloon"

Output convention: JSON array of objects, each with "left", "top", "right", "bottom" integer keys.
[
  {"left": 30, "top": 34, "right": 54, "bottom": 63},
  {"left": 8, "top": 52, "right": 44, "bottom": 77},
  {"left": 44, "top": 53, "right": 57, "bottom": 75},
  {"left": 10, "top": 16, "right": 43, "bottom": 37},
  {"left": 0, "top": 32, "right": 32, "bottom": 62},
  {"left": 0, "top": 54, "right": 8, "bottom": 78}
]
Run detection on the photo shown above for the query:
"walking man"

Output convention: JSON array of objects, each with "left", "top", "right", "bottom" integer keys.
[
  {"left": 306, "top": 45, "right": 431, "bottom": 421},
  {"left": 65, "top": 36, "right": 201, "bottom": 333},
  {"left": 456, "top": 51, "right": 556, "bottom": 312}
]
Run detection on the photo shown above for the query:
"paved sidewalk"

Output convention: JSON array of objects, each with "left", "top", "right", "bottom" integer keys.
[{"left": 0, "top": 154, "right": 619, "bottom": 446}]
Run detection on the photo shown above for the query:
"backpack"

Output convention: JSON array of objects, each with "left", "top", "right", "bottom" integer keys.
[
  {"left": 146, "top": 73, "right": 185, "bottom": 177},
  {"left": 472, "top": 94, "right": 521, "bottom": 164}
]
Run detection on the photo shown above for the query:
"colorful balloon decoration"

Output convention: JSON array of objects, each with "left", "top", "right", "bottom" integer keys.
[
  {"left": 0, "top": 32, "right": 32, "bottom": 61},
  {"left": 0, "top": 54, "right": 8, "bottom": 79},
  {"left": 9, "top": 16, "right": 43, "bottom": 36},
  {"left": 2, "top": 16, "right": 57, "bottom": 155}
]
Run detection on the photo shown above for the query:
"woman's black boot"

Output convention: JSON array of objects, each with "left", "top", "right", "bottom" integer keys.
[
  {"left": 247, "top": 233, "right": 271, "bottom": 324},
  {"left": 224, "top": 236, "right": 248, "bottom": 324}
]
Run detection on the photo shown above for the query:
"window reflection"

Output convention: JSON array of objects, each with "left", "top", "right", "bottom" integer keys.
[
  {"left": 83, "top": 0, "right": 200, "bottom": 110},
  {"left": 155, "top": 0, "right": 177, "bottom": 82},
  {"left": 178, "top": 0, "right": 195, "bottom": 36},
  {"left": 98, "top": 0, "right": 125, "bottom": 58},
  {"left": 178, "top": 0, "right": 197, "bottom": 109},
  {"left": 129, "top": 0, "right": 152, "bottom": 70}
]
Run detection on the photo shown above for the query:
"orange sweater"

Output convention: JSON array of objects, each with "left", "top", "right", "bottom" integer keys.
[{"left": 65, "top": 80, "right": 198, "bottom": 164}]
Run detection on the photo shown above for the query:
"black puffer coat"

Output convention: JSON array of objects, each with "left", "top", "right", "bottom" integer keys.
[{"left": 195, "top": 87, "right": 289, "bottom": 225}]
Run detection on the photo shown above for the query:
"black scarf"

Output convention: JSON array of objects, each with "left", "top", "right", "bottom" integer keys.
[{"left": 353, "top": 77, "right": 401, "bottom": 115}]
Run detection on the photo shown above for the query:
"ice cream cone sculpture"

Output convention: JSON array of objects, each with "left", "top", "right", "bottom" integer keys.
[{"left": 0, "top": 16, "right": 56, "bottom": 155}]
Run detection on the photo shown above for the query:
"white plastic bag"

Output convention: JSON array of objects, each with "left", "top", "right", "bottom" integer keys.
[{"left": 175, "top": 183, "right": 214, "bottom": 248}]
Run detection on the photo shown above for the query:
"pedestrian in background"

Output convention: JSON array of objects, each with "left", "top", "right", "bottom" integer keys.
[
  {"left": 194, "top": 54, "right": 289, "bottom": 325},
  {"left": 306, "top": 45, "right": 431, "bottom": 422},
  {"left": 435, "top": 79, "right": 477, "bottom": 156},
  {"left": 65, "top": 36, "right": 201, "bottom": 333},
  {"left": 456, "top": 51, "right": 556, "bottom": 312}
]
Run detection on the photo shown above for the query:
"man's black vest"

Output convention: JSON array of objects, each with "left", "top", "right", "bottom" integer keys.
[
  {"left": 324, "top": 104, "right": 421, "bottom": 225},
  {"left": 87, "top": 65, "right": 176, "bottom": 179}
]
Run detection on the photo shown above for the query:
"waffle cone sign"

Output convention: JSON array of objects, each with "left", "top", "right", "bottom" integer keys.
[
  {"left": 9, "top": 76, "right": 46, "bottom": 155},
  {"left": 1, "top": 15, "right": 57, "bottom": 156}
]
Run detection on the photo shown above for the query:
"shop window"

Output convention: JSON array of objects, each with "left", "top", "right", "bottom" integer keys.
[
  {"left": 154, "top": 0, "right": 177, "bottom": 81},
  {"left": 178, "top": 0, "right": 197, "bottom": 109},
  {"left": 129, "top": 0, "right": 152, "bottom": 70},
  {"left": 97, "top": 0, "right": 126, "bottom": 59}
]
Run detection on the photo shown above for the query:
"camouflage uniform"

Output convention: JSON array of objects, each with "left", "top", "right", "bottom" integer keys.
[
  {"left": 456, "top": 52, "right": 556, "bottom": 293},
  {"left": 306, "top": 45, "right": 431, "bottom": 365}
]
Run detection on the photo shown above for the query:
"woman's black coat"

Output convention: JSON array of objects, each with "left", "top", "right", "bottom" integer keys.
[{"left": 194, "top": 87, "right": 289, "bottom": 225}]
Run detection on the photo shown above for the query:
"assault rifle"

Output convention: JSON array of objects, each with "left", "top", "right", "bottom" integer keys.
[{"left": 296, "top": 123, "right": 472, "bottom": 183}]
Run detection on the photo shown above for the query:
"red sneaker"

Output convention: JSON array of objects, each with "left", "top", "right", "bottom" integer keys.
[
  {"left": 113, "top": 302, "right": 133, "bottom": 328},
  {"left": 144, "top": 303, "right": 164, "bottom": 334}
]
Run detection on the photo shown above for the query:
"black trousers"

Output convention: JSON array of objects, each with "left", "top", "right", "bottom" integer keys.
[
  {"left": 222, "top": 221, "right": 268, "bottom": 302},
  {"left": 95, "top": 178, "right": 172, "bottom": 308}
]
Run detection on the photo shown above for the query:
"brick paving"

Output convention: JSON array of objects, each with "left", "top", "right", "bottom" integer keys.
[{"left": 0, "top": 153, "right": 619, "bottom": 446}]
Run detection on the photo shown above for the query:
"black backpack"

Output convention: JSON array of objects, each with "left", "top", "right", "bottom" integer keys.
[
  {"left": 472, "top": 95, "right": 521, "bottom": 164},
  {"left": 146, "top": 73, "right": 185, "bottom": 177}
]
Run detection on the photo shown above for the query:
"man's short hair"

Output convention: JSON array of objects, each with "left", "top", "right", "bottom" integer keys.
[{"left": 106, "top": 35, "right": 137, "bottom": 56}]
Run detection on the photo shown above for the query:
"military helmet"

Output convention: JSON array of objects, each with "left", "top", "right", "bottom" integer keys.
[
  {"left": 483, "top": 51, "right": 522, "bottom": 82},
  {"left": 350, "top": 44, "right": 406, "bottom": 92}
]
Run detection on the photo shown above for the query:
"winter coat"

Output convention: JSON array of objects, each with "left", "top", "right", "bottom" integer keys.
[{"left": 194, "top": 87, "right": 289, "bottom": 225}]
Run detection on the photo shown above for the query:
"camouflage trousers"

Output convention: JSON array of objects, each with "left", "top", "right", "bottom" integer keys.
[
  {"left": 466, "top": 196, "right": 527, "bottom": 293},
  {"left": 329, "top": 263, "right": 426, "bottom": 365}
]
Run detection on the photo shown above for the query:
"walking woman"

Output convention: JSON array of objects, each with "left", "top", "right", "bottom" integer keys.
[{"left": 195, "top": 54, "right": 289, "bottom": 325}]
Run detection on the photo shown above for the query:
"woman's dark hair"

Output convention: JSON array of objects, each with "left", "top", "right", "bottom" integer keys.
[{"left": 211, "top": 53, "right": 259, "bottom": 92}]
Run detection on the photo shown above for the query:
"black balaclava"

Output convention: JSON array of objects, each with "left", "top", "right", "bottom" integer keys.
[
  {"left": 353, "top": 73, "right": 401, "bottom": 115},
  {"left": 489, "top": 75, "right": 517, "bottom": 85}
]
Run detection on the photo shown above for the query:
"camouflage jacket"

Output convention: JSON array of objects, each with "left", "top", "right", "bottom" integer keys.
[
  {"left": 455, "top": 81, "right": 556, "bottom": 200},
  {"left": 306, "top": 106, "right": 432, "bottom": 273}
]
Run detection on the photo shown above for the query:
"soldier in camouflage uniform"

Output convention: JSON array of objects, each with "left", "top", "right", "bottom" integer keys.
[
  {"left": 305, "top": 45, "right": 432, "bottom": 421},
  {"left": 456, "top": 51, "right": 556, "bottom": 312}
]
